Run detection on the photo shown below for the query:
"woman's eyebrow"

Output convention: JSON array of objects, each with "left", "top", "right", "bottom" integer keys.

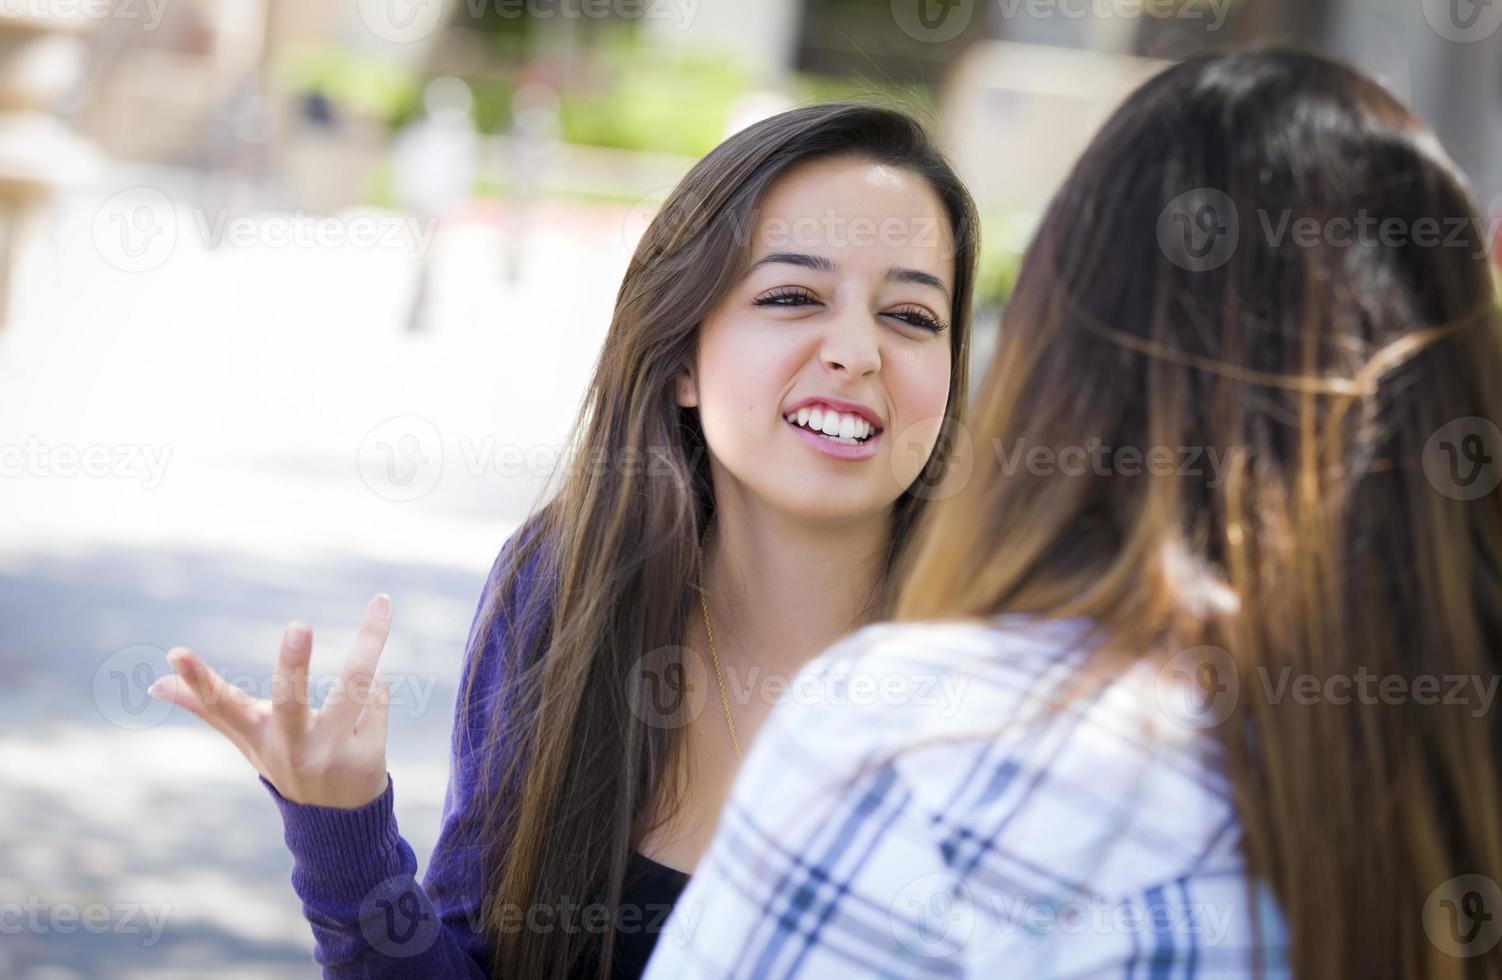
[
  {"left": 741, "top": 252, "right": 834, "bottom": 278},
  {"left": 742, "top": 251, "right": 951, "bottom": 299},
  {"left": 887, "top": 267, "right": 950, "bottom": 300}
]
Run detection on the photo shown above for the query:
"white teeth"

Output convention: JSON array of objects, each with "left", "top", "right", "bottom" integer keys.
[{"left": 786, "top": 405, "right": 880, "bottom": 444}]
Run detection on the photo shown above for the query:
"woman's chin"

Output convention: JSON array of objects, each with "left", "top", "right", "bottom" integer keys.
[{"left": 762, "top": 487, "right": 896, "bottom": 526}]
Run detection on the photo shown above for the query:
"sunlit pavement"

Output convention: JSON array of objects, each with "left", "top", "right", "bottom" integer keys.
[{"left": 0, "top": 165, "right": 637, "bottom": 977}]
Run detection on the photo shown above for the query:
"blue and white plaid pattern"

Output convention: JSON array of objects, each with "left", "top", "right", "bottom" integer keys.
[{"left": 643, "top": 616, "right": 1288, "bottom": 978}]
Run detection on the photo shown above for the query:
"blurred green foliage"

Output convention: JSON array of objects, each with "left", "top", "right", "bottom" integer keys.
[
  {"left": 463, "top": 76, "right": 519, "bottom": 134},
  {"left": 278, "top": 26, "right": 945, "bottom": 157},
  {"left": 975, "top": 213, "right": 1035, "bottom": 312},
  {"left": 278, "top": 26, "right": 1038, "bottom": 315},
  {"left": 278, "top": 47, "right": 423, "bottom": 129},
  {"left": 555, "top": 41, "right": 750, "bottom": 155},
  {"left": 790, "top": 75, "right": 935, "bottom": 115}
]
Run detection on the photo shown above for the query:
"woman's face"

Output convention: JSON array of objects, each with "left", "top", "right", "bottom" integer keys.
[{"left": 677, "top": 155, "right": 956, "bottom": 525}]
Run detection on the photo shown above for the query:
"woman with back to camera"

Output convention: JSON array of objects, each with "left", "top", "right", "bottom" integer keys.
[
  {"left": 146, "top": 102, "right": 980, "bottom": 979},
  {"left": 646, "top": 48, "right": 1502, "bottom": 979}
]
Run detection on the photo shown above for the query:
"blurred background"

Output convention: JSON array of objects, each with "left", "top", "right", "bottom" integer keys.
[{"left": 0, "top": 0, "right": 1497, "bottom": 976}]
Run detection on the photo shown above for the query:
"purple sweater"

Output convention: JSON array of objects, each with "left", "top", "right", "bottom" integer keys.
[{"left": 259, "top": 537, "right": 535, "bottom": 977}]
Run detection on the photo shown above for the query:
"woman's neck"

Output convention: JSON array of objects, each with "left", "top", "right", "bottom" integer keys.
[{"left": 701, "top": 493, "right": 892, "bottom": 678}]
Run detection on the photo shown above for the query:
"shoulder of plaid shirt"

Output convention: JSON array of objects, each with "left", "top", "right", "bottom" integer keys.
[{"left": 641, "top": 614, "right": 1291, "bottom": 979}]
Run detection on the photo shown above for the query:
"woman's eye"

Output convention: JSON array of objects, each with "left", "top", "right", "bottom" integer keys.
[
  {"left": 752, "top": 290, "right": 948, "bottom": 333},
  {"left": 753, "top": 288, "right": 820, "bottom": 308},
  {"left": 886, "top": 306, "right": 949, "bottom": 333}
]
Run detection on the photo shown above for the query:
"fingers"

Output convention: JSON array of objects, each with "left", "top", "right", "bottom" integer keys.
[
  {"left": 149, "top": 673, "right": 256, "bottom": 759},
  {"left": 272, "top": 620, "right": 313, "bottom": 742},
  {"left": 317, "top": 594, "right": 391, "bottom": 737},
  {"left": 166, "top": 646, "right": 267, "bottom": 740},
  {"left": 354, "top": 670, "right": 392, "bottom": 748}
]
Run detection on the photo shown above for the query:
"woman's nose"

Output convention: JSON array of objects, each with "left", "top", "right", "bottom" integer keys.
[{"left": 819, "top": 312, "right": 881, "bottom": 377}]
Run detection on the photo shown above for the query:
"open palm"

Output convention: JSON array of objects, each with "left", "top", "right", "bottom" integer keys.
[{"left": 149, "top": 594, "right": 395, "bottom": 809}]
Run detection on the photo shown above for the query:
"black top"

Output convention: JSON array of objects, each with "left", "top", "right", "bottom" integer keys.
[
  {"left": 572, "top": 851, "right": 690, "bottom": 980},
  {"left": 613, "top": 852, "right": 691, "bottom": 979}
]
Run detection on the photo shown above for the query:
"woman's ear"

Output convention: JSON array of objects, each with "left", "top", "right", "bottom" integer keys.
[{"left": 674, "top": 368, "right": 699, "bottom": 408}]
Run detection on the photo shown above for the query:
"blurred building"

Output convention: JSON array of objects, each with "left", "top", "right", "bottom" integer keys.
[
  {"left": 50, "top": 1, "right": 1501, "bottom": 210},
  {"left": 629, "top": 0, "right": 1502, "bottom": 229}
]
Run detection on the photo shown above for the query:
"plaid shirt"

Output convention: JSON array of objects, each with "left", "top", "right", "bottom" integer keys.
[{"left": 642, "top": 616, "right": 1288, "bottom": 979}]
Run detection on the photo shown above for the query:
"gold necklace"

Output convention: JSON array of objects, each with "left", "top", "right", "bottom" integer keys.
[{"left": 696, "top": 552, "right": 742, "bottom": 761}]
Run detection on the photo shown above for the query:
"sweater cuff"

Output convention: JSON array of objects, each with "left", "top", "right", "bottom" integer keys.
[{"left": 260, "top": 773, "right": 410, "bottom": 904}]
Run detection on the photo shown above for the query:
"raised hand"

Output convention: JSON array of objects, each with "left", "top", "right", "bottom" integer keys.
[{"left": 149, "top": 594, "right": 395, "bottom": 809}]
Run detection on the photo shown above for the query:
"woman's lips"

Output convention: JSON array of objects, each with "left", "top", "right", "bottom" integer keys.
[{"left": 785, "top": 417, "right": 882, "bottom": 461}]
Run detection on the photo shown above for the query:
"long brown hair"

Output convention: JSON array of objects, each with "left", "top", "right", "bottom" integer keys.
[
  {"left": 896, "top": 49, "right": 1502, "bottom": 978},
  {"left": 464, "top": 102, "right": 979, "bottom": 978}
]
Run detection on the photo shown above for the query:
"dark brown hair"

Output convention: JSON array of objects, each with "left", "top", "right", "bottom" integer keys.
[{"left": 465, "top": 102, "right": 979, "bottom": 978}]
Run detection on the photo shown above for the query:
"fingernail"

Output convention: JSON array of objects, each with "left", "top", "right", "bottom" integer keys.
[
  {"left": 372, "top": 593, "right": 391, "bottom": 618},
  {"left": 147, "top": 678, "right": 165, "bottom": 698},
  {"left": 286, "top": 621, "right": 310, "bottom": 652},
  {"left": 166, "top": 648, "right": 188, "bottom": 671}
]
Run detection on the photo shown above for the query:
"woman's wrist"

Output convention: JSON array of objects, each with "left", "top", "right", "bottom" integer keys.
[{"left": 261, "top": 771, "right": 412, "bottom": 904}]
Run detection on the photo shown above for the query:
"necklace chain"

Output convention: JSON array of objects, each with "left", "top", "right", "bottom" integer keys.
[{"left": 696, "top": 546, "right": 742, "bottom": 761}]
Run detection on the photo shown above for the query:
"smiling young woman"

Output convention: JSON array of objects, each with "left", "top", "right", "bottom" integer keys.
[
  {"left": 149, "top": 101, "right": 979, "bottom": 980},
  {"left": 640, "top": 149, "right": 963, "bottom": 877}
]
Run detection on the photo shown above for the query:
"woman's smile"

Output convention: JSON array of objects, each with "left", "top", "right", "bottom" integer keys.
[
  {"left": 781, "top": 399, "right": 884, "bottom": 460},
  {"left": 783, "top": 414, "right": 884, "bottom": 460}
]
